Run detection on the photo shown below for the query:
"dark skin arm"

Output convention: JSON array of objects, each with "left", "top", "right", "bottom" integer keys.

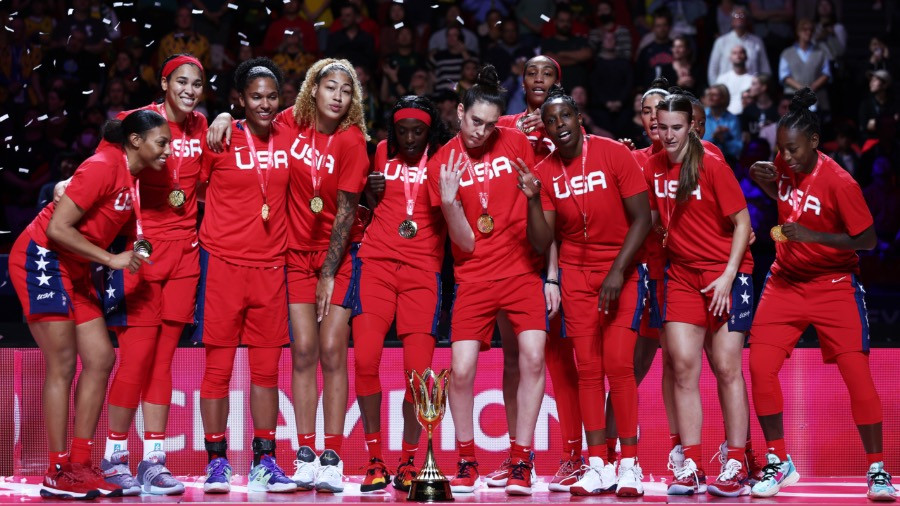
[
  {"left": 317, "top": 189, "right": 360, "bottom": 321},
  {"left": 599, "top": 192, "right": 651, "bottom": 312},
  {"left": 782, "top": 223, "right": 877, "bottom": 251},
  {"left": 749, "top": 161, "right": 779, "bottom": 200},
  {"left": 513, "top": 158, "right": 554, "bottom": 254}
]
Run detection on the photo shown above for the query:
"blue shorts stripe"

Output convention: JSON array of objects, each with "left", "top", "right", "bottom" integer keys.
[
  {"left": 342, "top": 242, "right": 362, "bottom": 311},
  {"left": 851, "top": 274, "right": 870, "bottom": 352},
  {"left": 430, "top": 272, "right": 443, "bottom": 337},
  {"left": 101, "top": 268, "right": 128, "bottom": 327},
  {"left": 728, "top": 272, "right": 754, "bottom": 333},
  {"left": 446, "top": 283, "right": 459, "bottom": 341},
  {"left": 191, "top": 247, "right": 210, "bottom": 343},
  {"left": 662, "top": 264, "right": 670, "bottom": 323},
  {"left": 24, "top": 240, "right": 71, "bottom": 315},
  {"left": 632, "top": 265, "right": 648, "bottom": 330},
  {"left": 647, "top": 279, "right": 663, "bottom": 328}
]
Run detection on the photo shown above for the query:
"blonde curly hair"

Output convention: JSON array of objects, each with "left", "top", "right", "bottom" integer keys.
[{"left": 293, "top": 58, "right": 370, "bottom": 141}]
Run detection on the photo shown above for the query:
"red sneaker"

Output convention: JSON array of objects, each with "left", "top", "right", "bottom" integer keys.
[
  {"left": 484, "top": 456, "right": 510, "bottom": 487},
  {"left": 40, "top": 464, "right": 101, "bottom": 500},
  {"left": 392, "top": 457, "right": 417, "bottom": 492},
  {"left": 667, "top": 458, "right": 707, "bottom": 495},
  {"left": 505, "top": 458, "right": 533, "bottom": 496},
  {"left": 71, "top": 461, "right": 124, "bottom": 497},
  {"left": 746, "top": 448, "right": 765, "bottom": 485},
  {"left": 708, "top": 459, "right": 751, "bottom": 497},
  {"left": 360, "top": 457, "right": 390, "bottom": 493},
  {"left": 449, "top": 459, "right": 479, "bottom": 493},
  {"left": 548, "top": 456, "right": 584, "bottom": 492}
]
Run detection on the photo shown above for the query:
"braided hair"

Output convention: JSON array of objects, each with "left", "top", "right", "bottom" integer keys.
[
  {"left": 777, "top": 88, "right": 820, "bottom": 138},
  {"left": 540, "top": 85, "right": 578, "bottom": 117}
]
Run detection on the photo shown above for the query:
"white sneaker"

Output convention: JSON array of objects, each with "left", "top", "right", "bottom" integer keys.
[
  {"left": 291, "top": 446, "right": 318, "bottom": 490},
  {"left": 616, "top": 457, "right": 644, "bottom": 497},
  {"left": 668, "top": 457, "right": 708, "bottom": 495},
  {"left": 668, "top": 444, "right": 685, "bottom": 475},
  {"left": 314, "top": 450, "right": 344, "bottom": 493},
  {"left": 570, "top": 456, "right": 617, "bottom": 496}
]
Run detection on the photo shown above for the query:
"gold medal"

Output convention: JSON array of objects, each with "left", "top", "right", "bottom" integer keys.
[
  {"left": 476, "top": 214, "right": 494, "bottom": 234},
  {"left": 261, "top": 203, "right": 270, "bottom": 221},
  {"left": 770, "top": 225, "right": 788, "bottom": 243},
  {"left": 167, "top": 188, "right": 186, "bottom": 208},
  {"left": 398, "top": 219, "right": 418, "bottom": 239},
  {"left": 310, "top": 196, "right": 324, "bottom": 214},
  {"left": 133, "top": 239, "right": 153, "bottom": 258}
]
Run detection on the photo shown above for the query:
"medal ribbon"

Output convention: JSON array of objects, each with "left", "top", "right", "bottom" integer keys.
[
  {"left": 157, "top": 102, "right": 188, "bottom": 190},
  {"left": 242, "top": 121, "right": 274, "bottom": 207},
  {"left": 310, "top": 128, "right": 335, "bottom": 198},
  {"left": 124, "top": 153, "right": 145, "bottom": 241},
  {"left": 460, "top": 137, "right": 491, "bottom": 213},
  {"left": 784, "top": 153, "right": 824, "bottom": 223},
  {"left": 401, "top": 151, "right": 429, "bottom": 218},
  {"left": 558, "top": 135, "right": 590, "bottom": 239}
]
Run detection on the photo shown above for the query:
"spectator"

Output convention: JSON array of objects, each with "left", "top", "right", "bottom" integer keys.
[
  {"left": 590, "top": 30, "right": 634, "bottom": 136},
  {"left": 408, "top": 67, "right": 434, "bottom": 97},
  {"left": 813, "top": 0, "right": 847, "bottom": 60},
  {"left": 514, "top": 0, "right": 556, "bottom": 47},
  {"left": 540, "top": 8, "right": 590, "bottom": 39},
  {"left": 328, "top": 0, "right": 379, "bottom": 50},
  {"left": 0, "top": 17, "right": 43, "bottom": 108},
  {"left": 703, "top": 84, "right": 743, "bottom": 163},
  {"left": 588, "top": 0, "right": 633, "bottom": 61},
  {"left": 103, "top": 78, "right": 129, "bottom": 120},
  {"left": 40, "top": 28, "right": 101, "bottom": 109},
  {"left": 158, "top": 6, "right": 211, "bottom": 69},
  {"left": 863, "top": 157, "right": 900, "bottom": 254},
  {"left": 540, "top": 6, "right": 592, "bottom": 91},
  {"left": 325, "top": 3, "right": 376, "bottom": 70},
  {"left": 455, "top": 59, "right": 480, "bottom": 101},
  {"left": 430, "top": 26, "right": 474, "bottom": 92},
  {"left": 108, "top": 49, "right": 152, "bottom": 106},
  {"left": 648, "top": 0, "right": 708, "bottom": 37},
  {"left": 24, "top": 0, "right": 55, "bottom": 46},
  {"left": 750, "top": 0, "right": 794, "bottom": 62},
  {"left": 625, "top": 90, "right": 652, "bottom": 148},
  {"left": 379, "top": 2, "right": 408, "bottom": 57},
  {"left": 428, "top": 5, "right": 480, "bottom": 55},
  {"left": 281, "top": 79, "right": 300, "bottom": 111},
  {"left": 859, "top": 70, "right": 898, "bottom": 141},
  {"left": 671, "top": 34, "right": 705, "bottom": 96},
  {"left": 741, "top": 73, "right": 779, "bottom": 142},
  {"left": 829, "top": 125, "right": 861, "bottom": 175},
  {"left": 354, "top": 64, "right": 380, "bottom": 133},
  {"left": 477, "top": 9, "right": 504, "bottom": 50},
  {"left": 484, "top": 18, "right": 533, "bottom": 83},
  {"left": 299, "top": 0, "right": 333, "bottom": 28},
  {"left": 273, "top": 31, "right": 316, "bottom": 81},
  {"left": 759, "top": 96, "right": 791, "bottom": 156},
  {"left": 503, "top": 56, "right": 527, "bottom": 115},
  {"left": 779, "top": 19, "right": 831, "bottom": 114},
  {"left": 708, "top": 6, "right": 771, "bottom": 84},
  {"left": 867, "top": 36, "right": 892, "bottom": 75},
  {"left": 572, "top": 85, "right": 607, "bottom": 136},
  {"left": 462, "top": 0, "right": 512, "bottom": 24},
  {"left": 433, "top": 88, "right": 460, "bottom": 136},
  {"left": 715, "top": 0, "right": 737, "bottom": 35},
  {"left": 262, "top": 0, "right": 319, "bottom": 57},
  {"left": 53, "top": 0, "right": 106, "bottom": 53},
  {"left": 380, "top": 26, "right": 426, "bottom": 102},
  {"left": 36, "top": 151, "right": 80, "bottom": 210},
  {"left": 716, "top": 45, "right": 754, "bottom": 115},
  {"left": 635, "top": 8, "right": 677, "bottom": 87}
]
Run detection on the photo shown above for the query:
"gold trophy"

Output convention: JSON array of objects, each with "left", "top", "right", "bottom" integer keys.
[{"left": 407, "top": 368, "right": 454, "bottom": 502}]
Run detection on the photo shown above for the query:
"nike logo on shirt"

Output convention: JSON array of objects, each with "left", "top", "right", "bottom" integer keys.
[{"left": 832, "top": 276, "right": 847, "bottom": 283}]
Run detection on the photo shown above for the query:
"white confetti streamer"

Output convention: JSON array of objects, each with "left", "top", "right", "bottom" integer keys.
[
  {"left": 192, "top": 9, "right": 203, "bottom": 15},
  {"left": 0, "top": 114, "right": 8, "bottom": 123},
  {"left": 82, "top": 89, "right": 94, "bottom": 95},
  {"left": 540, "top": 14, "right": 550, "bottom": 22},
  {"left": 456, "top": 15, "right": 464, "bottom": 25},
  {"left": 228, "top": 3, "right": 238, "bottom": 9},
  {"left": 37, "top": 114, "right": 48, "bottom": 121},
  {"left": 394, "top": 22, "right": 404, "bottom": 29}
]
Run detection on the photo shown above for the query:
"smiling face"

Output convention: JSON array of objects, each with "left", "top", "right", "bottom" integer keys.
[
  {"left": 161, "top": 63, "right": 204, "bottom": 117},
  {"left": 777, "top": 126, "right": 819, "bottom": 173},
  {"left": 132, "top": 124, "right": 172, "bottom": 173},
  {"left": 641, "top": 93, "right": 666, "bottom": 143},
  {"left": 393, "top": 117, "right": 430, "bottom": 163},
  {"left": 541, "top": 100, "right": 581, "bottom": 154},
  {"left": 313, "top": 69, "right": 354, "bottom": 130},
  {"left": 239, "top": 77, "right": 280, "bottom": 133},
  {"left": 657, "top": 109, "right": 693, "bottom": 159},
  {"left": 457, "top": 101, "right": 501, "bottom": 149},
  {"left": 523, "top": 57, "right": 559, "bottom": 109}
]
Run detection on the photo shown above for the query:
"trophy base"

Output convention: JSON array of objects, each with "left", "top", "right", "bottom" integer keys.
[{"left": 408, "top": 479, "right": 454, "bottom": 502}]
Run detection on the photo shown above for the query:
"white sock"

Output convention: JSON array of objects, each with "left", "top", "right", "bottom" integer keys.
[
  {"left": 104, "top": 437, "right": 127, "bottom": 461},
  {"left": 144, "top": 435, "right": 165, "bottom": 459}
]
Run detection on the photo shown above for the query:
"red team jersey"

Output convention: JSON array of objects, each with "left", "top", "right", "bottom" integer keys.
[
  {"left": 535, "top": 136, "right": 648, "bottom": 271},
  {"left": 359, "top": 141, "right": 446, "bottom": 272},
  {"left": 98, "top": 104, "right": 208, "bottom": 239},
  {"left": 199, "top": 120, "right": 292, "bottom": 267},
  {"left": 497, "top": 112, "right": 555, "bottom": 160},
  {"left": 278, "top": 108, "right": 369, "bottom": 251},
  {"left": 770, "top": 151, "right": 873, "bottom": 280},
  {"left": 28, "top": 146, "right": 137, "bottom": 255},
  {"left": 645, "top": 149, "right": 754, "bottom": 273},
  {"left": 426, "top": 127, "right": 537, "bottom": 283}
]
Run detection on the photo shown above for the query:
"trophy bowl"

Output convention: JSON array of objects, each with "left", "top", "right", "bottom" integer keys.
[{"left": 406, "top": 368, "right": 454, "bottom": 502}]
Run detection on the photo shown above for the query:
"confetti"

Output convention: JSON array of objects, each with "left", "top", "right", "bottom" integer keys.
[
  {"left": 103, "top": 18, "right": 111, "bottom": 25},
  {"left": 32, "top": 64, "right": 41, "bottom": 70},
  {"left": 68, "top": 8, "right": 74, "bottom": 15},
  {"left": 265, "top": 7, "right": 271, "bottom": 14},
  {"left": 540, "top": 14, "right": 550, "bottom": 22},
  {"left": 3, "top": 136, "right": 10, "bottom": 141},
  {"left": 240, "top": 40, "right": 249, "bottom": 46},
  {"left": 144, "top": 23, "right": 152, "bottom": 29},
  {"left": 0, "top": 114, "right": 9, "bottom": 123},
  {"left": 393, "top": 0, "right": 404, "bottom": 3},
  {"left": 145, "top": 40, "right": 155, "bottom": 47},
  {"left": 210, "top": 75, "right": 217, "bottom": 82},
  {"left": 4, "top": 26, "right": 13, "bottom": 33},
  {"left": 37, "top": 114, "right": 48, "bottom": 121},
  {"left": 82, "top": 89, "right": 94, "bottom": 95},
  {"left": 114, "top": 2, "right": 123, "bottom": 7},
  {"left": 19, "top": 168, "right": 29, "bottom": 173},
  {"left": 431, "top": 4, "right": 439, "bottom": 8},
  {"left": 314, "top": 21, "right": 325, "bottom": 27},
  {"left": 114, "top": 22, "right": 120, "bottom": 31},
  {"left": 394, "top": 22, "right": 403, "bottom": 29},
  {"left": 238, "top": 31, "right": 248, "bottom": 38},
  {"left": 191, "top": 9, "right": 203, "bottom": 14},
  {"left": 227, "top": 3, "right": 238, "bottom": 9},
  {"left": 283, "top": 29, "right": 293, "bottom": 35},
  {"left": 99, "top": 62, "right": 106, "bottom": 68},
  {"left": 456, "top": 15, "right": 464, "bottom": 25}
]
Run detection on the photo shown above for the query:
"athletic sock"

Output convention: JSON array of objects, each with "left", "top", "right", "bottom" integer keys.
[
  {"left": 143, "top": 431, "right": 166, "bottom": 459},
  {"left": 588, "top": 444, "right": 605, "bottom": 459},
  {"left": 621, "top": 443, "right": 638, "bottom": 459},
  {"left": 670, "top": 433, "right": 682, "bottom": 449},
  {"left": 682, "top": 444, "right": 702, "bottom": 467},
  {"left": 510, "top": 442, "right": 531, "bottom": 464},
  {"left": 401, "top": 439, "right": 418, "bottom": 463},
  {"left": 365, "top": 431, "right": 384, "bottom": 461},
  {"left": 48, "top": 451, "right": 69, "bottom": 474},
  {"left": 323, "top": 433, "right": 343, "bottom": 454},
  {"left": 298, "top": 432, "right": 315, "bottom": 449},
  {"left": 70, "top": 438, "right": 93, "bottom": 465},
  {"left": 766, "top": 438, "right": 787, "bottom": 461},
  {"left": 204, "top": 432, "right": 227, "bottom": 462},
  {"left": 458, "top": 439, "right": 476, "bottom": 461},
  {"left": 252, "top": 429, "right": 276, "bottom": 466},
  {"left": 867, "top": 452, "right": 885, "bottom": 466},
  {"left": 104, "top": 431, "right": 128, "bottom": 461},
  {"left": 726, "top": 446, "right": 745, "bottom": 464}
]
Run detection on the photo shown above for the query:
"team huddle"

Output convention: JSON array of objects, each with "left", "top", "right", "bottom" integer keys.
[{"left": 9, "top": 51, "right": 896, "bottom": 502}]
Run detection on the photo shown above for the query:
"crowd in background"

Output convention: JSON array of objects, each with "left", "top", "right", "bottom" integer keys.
[{"left": 1, "top": 0, "right": 899, "bottom": 279}]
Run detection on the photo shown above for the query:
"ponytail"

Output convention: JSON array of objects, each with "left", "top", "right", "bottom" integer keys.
[
  {"left": 677, "top": 131, "right": 705, "bottom": 202},
  {"left": 101, "top": 109, "right": 167, "bottom": 146},
  {"left": 462, "top": 64, "right": 507, "bottom": 112}
]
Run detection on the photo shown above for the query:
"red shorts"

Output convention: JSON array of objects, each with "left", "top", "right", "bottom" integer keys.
[
  {"left": 192, "top": 248, "right": 289, "bottom": 348},
  {"left": 750, "top": 271, "right": 868, "bottom": 363},
  {"left": 353, "top": 258, "right": 442, "bottom": 336},
  {"left": 9, "top": 233, "right": 101, "bottom": 325},
  {"left": 286, "top": 243, "right": 358, "bottom": 306},
  {"left": 639, "top": 264, "right": 663, "bottom": 338},
  {"left": 103, "top": 236, "right": 200, "bottom": 327},
  {"left": 450, "top": 273, "right": 547, "bottom": 351},
  {"left": 663, "top": 262, "right": 754, "bottom": 332},
  {"left": 559, "top": 266, "right": 643, "bottom": 337}
]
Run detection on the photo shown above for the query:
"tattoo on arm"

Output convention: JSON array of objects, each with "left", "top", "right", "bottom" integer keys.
[{"left": 321, "top": 190, "right": 360, "bottom": 278}]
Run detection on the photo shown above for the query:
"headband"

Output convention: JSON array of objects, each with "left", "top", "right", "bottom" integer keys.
[
  {"left": 642, "top": 88, "right": 670, "bottom": 101},
  {"left": 318, "top": 62, "right": 352, "bottom": 78},
  {"left": 248, "top": 65, "right": 277, "bottom": 79},
  {"left": 162, "top": 55, "right": 204, "bottom": 79},
  {"left": 394, "top": 108, "right": 432, "bottom": 126},
  {"left": 523, "top": 56, "right": 562, "bottom": 81}
]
